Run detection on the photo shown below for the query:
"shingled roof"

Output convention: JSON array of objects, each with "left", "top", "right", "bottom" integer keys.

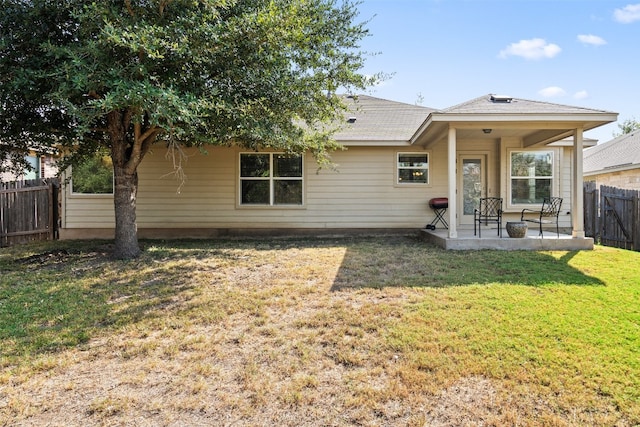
[
  {"left": 332, "top": 93, "right": 617, "bottom": 147},
  {"left": 334, "top": 95, "right": 438, "bottom": 143},
  {"left": 584, "top": 129, "right": 640, "bottom": 175},
  {"left": 444, "top": 94, "right": 615, "bottom": 115}
]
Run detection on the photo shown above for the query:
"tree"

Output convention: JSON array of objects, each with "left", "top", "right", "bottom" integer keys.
[
  {"left": 614, "top": 117, "right": 640, "bottom": 137},
  {"left": 0, "top": 0, "right": 378, "bottom": 258}
]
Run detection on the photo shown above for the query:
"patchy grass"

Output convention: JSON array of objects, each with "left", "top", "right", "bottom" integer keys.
[{"left": 0, "top": 236, "right": 638, "bottom": 426}]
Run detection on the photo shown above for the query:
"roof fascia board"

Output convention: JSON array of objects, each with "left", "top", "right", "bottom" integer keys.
[
  {"left": 428, "top": 113, "right": 618, "bottom": 123},
  {"left": 410, "top": 115, "right": 435, "bottom": 144},
  {"left": 338, "top": 140, "right": 412, "bottom": 147},
  {"left": 584, "top": 164, "right": 640, "bottom": 176}
]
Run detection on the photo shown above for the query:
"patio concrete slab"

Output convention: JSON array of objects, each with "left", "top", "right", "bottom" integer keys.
[{"left": 420, "top": 226, "right": 594, "bottom": 251}]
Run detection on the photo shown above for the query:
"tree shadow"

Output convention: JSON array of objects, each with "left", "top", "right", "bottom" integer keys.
[
  {"left": 0, "top": 240, "right": 241, "bottom": 362},
  {"left": 330, "top": 235, "right": 605, "bottom": 291},
  {"left": 0, "top": 236, "right": 606, "bottom": 363}
]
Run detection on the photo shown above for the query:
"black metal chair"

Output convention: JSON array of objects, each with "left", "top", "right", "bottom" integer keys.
[
  {"left": 520, "top": 197, "right": 563, "bottom": 238},
  {"left": 474, "top": 197, "right": 503, "bottom": 238}
]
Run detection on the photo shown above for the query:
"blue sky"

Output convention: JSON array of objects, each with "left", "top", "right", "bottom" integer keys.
[{"left": 355, "top": 0, "right": 640, "bottom": 143}]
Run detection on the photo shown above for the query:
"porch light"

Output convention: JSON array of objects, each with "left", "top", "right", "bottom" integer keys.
[{"left": 483, "top": 128, "right": 492, "bottom": 134}]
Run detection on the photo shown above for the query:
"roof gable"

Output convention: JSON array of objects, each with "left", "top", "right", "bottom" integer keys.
[
  {"left": 444, "top": 94, "right": 615, "bottom": 115},
  {"left": 413, "top": 94, "right": 618, "bottom": 147}
]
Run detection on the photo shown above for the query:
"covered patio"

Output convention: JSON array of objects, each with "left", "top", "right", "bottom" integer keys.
[
  {"left": 411, "top": 94, "right": 617, "bottom": 251},
  {"left": 420, "top": 226, "right": 594, "bottom": 251}
]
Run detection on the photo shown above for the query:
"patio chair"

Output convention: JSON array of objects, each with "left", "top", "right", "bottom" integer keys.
[
  {"left": 474, "top": 197, "right": 503, "bottom": 238},
  {"left": 520, "top": 197, "right": 563, "bottom": 238}
]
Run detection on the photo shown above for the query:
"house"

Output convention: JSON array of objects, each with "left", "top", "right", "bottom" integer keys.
[
  {"left": 0, "top": 151, "right": 58, "bottom": 182},
  {"left": 59, "top": 94, "right": 617, "bottom": 250},
  {"left": 584, "top": 129, "right": 640, "bottom": 190}
]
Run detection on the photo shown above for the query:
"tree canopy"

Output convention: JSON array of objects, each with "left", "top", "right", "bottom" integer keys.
[
  {"left": 614, "top": 117, "right": 640, "bottom": 137},
  {"left": 0, "top": 0, "right": 379, "bottom": 257}
]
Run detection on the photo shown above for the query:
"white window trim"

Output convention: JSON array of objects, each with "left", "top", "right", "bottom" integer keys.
[
  {"left": 507, "top": 149, "right": 556, "bottom": 209},
  {"left": 395, "top": 151, "right": 430, "bottom": 187},
  {"left": 238, "top": 152, "right": 304, "bottom": 207},
  {"left": 68, "top": 166, "right": 114, "bottom": 197}
]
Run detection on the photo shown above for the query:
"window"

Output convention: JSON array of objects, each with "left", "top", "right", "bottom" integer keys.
[
  {"left": 71, "top": 153, "right": 114, "bottom": 194},
  {"left": 397, "top": 152, "right": 428, "bottom": 184},
  {"left": 510, "top": 150, "right": 553, "bottom": 205},
  {"left": 240, "top": 153, "right": 303, "bottom": 205},
  {"left": 24, "top": 156, "right": 39, "bottom": 180}
]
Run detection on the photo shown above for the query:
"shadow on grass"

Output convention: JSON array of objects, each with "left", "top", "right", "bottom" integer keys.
[
  {"left": 0, "top": 240, "right": 242, "bottom": 363},
  {"left": 329, "top": 235, "right": 605, "bottom": 291},
  {"left": 0, "top": 236, "right": 605, "bottom": 362}
]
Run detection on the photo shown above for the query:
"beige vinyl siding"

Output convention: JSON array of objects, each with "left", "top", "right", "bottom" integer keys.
[
  {"left": 63, "top": 146, "right": 438, "bottom": 232},
  {"left": 62, "top": 192, "right": 115, "bottom": 229}
]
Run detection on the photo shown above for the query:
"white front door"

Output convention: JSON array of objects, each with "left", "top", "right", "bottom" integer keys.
[{"left": 458, "top": 155, "right": 486, "bottom": 225}]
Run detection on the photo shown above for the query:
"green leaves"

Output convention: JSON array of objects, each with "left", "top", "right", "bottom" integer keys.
[
  {"left": 1, "top": 0, "right": 379, "bottom": 256},
  {"left": 2, "top": 0, "right": 376, "bottom": 155}
]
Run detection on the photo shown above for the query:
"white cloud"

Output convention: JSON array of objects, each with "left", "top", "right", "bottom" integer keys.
[
  {"left": 538, "top": 86, "right": 566, "bottom": 97},
  {"left": 498, "top": 38, "right": 561, "bottom": 60},
  {"left": 574, "top": 90, "right": 589, "bottom": 100},
  {"left": 577, "top": 34, "right": 607, "bottom": 46},
  {"left": 614, "top": 3, "right": 640, "bottom": 23}
]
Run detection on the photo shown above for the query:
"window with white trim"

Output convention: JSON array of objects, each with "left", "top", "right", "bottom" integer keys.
[
  {"left": 397, "top": 152, "right": 428, "bottom": 184},
  {"left": 240, "top": 153, "right": 303, "bottom": 205},
  {"left": 509, "top": 150, "right": 553, "bottom": 205}
]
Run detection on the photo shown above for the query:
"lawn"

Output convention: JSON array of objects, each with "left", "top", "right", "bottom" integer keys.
[{"left": 0, "top": 236, "right": 638, "bottom": 426}]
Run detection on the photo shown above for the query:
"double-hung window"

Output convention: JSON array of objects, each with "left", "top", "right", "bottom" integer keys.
[
  {"left": 509, "top": 150, "right": 553, "bottom": 205},
  {"left": 397, "top": 152, "right": 429, "bottom": 184},
  {"left": 240, "top": 153, "right": 303, "bottom": 205}
]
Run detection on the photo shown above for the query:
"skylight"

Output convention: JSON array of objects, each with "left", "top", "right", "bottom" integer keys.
[{"left": 490, "top": 95, "right": 513, "bottom": 103}]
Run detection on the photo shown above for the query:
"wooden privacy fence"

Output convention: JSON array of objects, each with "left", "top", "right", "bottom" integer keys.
[
  {"left": 584, "top": 182, "right": 640, "bottom": 251},
  {"left": 0, "top": 178, "right": 60, "bottom": 247}
]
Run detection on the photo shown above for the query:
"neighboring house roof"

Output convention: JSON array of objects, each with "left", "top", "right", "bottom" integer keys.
[
  {"left": 583, "top": 129, "right": 640, "bottom": 175},
  {"left": 334, "top": 95, "right": 438, "bottom": 144}
]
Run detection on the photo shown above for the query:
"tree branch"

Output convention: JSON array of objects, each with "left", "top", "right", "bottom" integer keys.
[
  {"left": 124, "top": 0, "right": 135, "bottom": 17},
  {"left": 125, "top": 126, "right": 162, "bottom": 175},
  {"left": 138, "top": 126, "right": 160, "bottom": 144}
]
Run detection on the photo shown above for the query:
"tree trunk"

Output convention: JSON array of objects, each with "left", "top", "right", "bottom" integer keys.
[
  {"left": 109, "top": 109, "right": 142, "bottom": 259},
  {"left": 112, "top": 166, "right": 141, "bottom": 259}
]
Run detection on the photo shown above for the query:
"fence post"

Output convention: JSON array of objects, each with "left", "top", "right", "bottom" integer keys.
[{"left": 634, "top": 192, "right": 639, "bottom": 251}]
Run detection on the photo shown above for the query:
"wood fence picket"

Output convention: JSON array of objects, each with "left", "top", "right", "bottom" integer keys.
[
  {"left": 584, "top": 182, "right": 639, "bottom": 251},
  {"left": 0, "top": 178, "right": 59, "bottom": 247}
]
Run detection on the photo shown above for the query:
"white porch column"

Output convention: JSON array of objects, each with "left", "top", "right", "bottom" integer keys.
[
  {"left": 572, "top": 128, "right": 585, "bottom": 238},
  {"left": 447, "top": 127, "right": 457, "bottom": 238}
]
